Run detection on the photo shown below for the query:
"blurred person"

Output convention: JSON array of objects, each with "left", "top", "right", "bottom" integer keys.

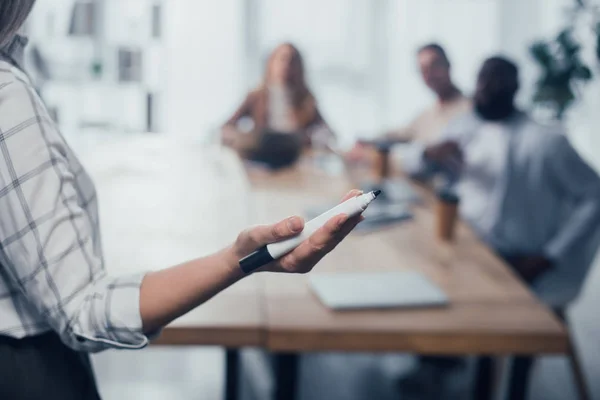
[
  {"left": 398, "top": 56, "right": 600, "bottom": 399},
  {"left": 346, "top": 43, "right": 470, "bottom": 161},
  {"left": 222, "top": 43, "right": 334, "bottom": 166},
  {"left": 0, "top": 3, "right": 362, "bottom": 399}
]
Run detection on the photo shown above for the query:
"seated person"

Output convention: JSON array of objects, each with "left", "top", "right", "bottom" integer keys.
[
  {"left": 398, "top": 56, "right": 600, "bottom": 398},
  {"left": 222, "top": 43, "right": 333, "bottom": 168},
  {"left": 347, "top": 43, "right": 470, "bottom": 161}
]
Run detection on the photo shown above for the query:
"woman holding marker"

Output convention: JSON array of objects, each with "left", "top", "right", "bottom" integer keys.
[{"left": 0, "top": 2, "right": 365, "bottom": 399}]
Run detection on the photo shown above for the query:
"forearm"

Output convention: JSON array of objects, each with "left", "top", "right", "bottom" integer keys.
[
  {"left": 384, "top": 126, "right": 413, "bottom": 142},
  {"left": 545, "top": 198, "right": 600, "bottom": 263},
  {"left": 544, "top": 135, "right": 600, "bottom": 263},
  {"left": 139, "top": 247, "right": 244, "bottom": 333}
]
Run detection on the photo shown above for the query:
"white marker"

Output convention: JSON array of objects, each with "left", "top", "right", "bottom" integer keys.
[{"left": 239, "top": 190, "right": 381, "bottom": 273}]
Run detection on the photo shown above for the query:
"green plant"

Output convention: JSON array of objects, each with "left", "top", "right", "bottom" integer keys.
[{"left": 530, "top": 0, "right": 600, "bottom": 119}]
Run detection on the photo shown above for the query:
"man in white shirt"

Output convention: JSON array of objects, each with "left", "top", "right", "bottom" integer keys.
[
  {"left": 386, "top": 43, "right": 471, "bottom": 144},
  {"left": 399, "top": 56, "right": 600, "bottom": 400},
  {"left": 346, "top": 43, "right": 470, "bottom": 162}
]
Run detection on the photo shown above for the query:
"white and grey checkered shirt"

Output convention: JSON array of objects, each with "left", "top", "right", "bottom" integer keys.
[{"left": 0, "top": 38, "right": 150, "bottom": 352}]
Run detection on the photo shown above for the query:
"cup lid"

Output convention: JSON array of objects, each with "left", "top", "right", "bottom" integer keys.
[{"left": 437, "top": 189, "right": 460, "bottom": 204}]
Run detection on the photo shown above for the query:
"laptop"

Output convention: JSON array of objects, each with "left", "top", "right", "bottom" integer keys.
[{"left": 309, "top": 271, "right": 449, "bottom": 310}]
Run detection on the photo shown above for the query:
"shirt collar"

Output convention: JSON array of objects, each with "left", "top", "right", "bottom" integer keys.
[{"left": 0, "top": 34, "right": 28, "bottom": 71}]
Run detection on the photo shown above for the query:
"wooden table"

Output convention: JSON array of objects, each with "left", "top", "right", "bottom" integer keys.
[
  {"left": 246, "top": 158, "right": 568, "bottom": 400},
  {"left": 86, "top": 140, "right": 568, "bottom": 400}
]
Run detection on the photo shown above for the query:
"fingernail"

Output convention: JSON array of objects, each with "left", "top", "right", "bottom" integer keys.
[{"left": 287, "top": 217, "right": 303, "bottom": 233}]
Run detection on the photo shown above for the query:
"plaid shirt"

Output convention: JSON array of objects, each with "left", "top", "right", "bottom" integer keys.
[{"left": 0, "top": 44, "right": 150, "bottom": 352}]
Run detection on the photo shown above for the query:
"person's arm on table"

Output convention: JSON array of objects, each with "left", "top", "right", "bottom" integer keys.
[
  {"left": 381, "top": 118, "right": 417, "bottom": 143},
  {"left": 390, "top": 112, "right": 474, "bottom": 179},
  {"left": 221, "top": 93, "right": 253, "bottom": 147},
  {"left": 344, "top": 112, "right": 424, "bottom": 163},
  {"left": 394, "top": 137, "right": 462, "bottom": 179},
  {"left": 300, "top": 99, "right": 337, "bottom": 151},
  {"left": 345, "top": 123, "right": 415, "bottom": 163}
]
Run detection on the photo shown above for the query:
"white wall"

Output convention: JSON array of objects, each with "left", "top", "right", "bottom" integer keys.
[
  {"left": 563, "top": 10, "right": 600, "bottom": 171},
  {"left": 163, "top": 0, "right": 245, "bottom": 138}
]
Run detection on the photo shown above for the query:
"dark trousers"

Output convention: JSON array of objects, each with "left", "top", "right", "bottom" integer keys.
[{"left": 0, "top": 332, "right": 101, "bottom": 400}]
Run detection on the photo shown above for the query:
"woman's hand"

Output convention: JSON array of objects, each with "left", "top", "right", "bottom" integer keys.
[
  {"left": 141, "top": 190, "right": 363, "bottom": 333},
  {"left": 228, "top": 190, "right": 364, "bottom": 274}
]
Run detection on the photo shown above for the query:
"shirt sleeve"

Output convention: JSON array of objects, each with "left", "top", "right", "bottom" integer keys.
[
  {"left": 392, "top": 113, "right": 468, "bottom": 177},
  {"left": 543, "top": 134, "right": 600, "bottom": 264},
  {"left": 0, "top": 76, "right": 152, "bottom": 352}
]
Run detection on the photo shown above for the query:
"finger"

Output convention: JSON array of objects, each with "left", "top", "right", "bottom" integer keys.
[
  {"left": 335, "top": 214, "right": 363, "bottom": 238},
  {"left": 243, "top": 216, "right": 304, "bottom": 248},
  {"left": 309, "top": 212, "right": 349, "bottom": 250},
  {"left": 278, "top": 214, "right": 362, "bottom": 272},
  {"left": 324, "top": 216, "right": 362, "bottom": 251},
  {"left": 340, "top": 189, "right": 362, "bottom": 202},
  {"left": 289, "top": 213, "right": 350, "bottom": 261}
]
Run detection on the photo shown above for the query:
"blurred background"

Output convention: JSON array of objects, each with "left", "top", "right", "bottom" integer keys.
[
  {"left": 18, "top": 0, "right": 600, "bottom": 399},
  {"left": 23, "top": 0, "right": 599, "bottom": 155}
]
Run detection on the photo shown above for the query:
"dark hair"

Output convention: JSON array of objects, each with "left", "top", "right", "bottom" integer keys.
[
  {"left": 417, "top": 43, "right": 450, "bottom": 66},
  {"left": 474, "top": 56, "right": 519, "bottom": 120},
  {"left": 478, "top": 56, "right": 519, "bottom": 92},
  {"left": 0, "top": 0, "right": 35, "bottom": 46},
  {"left": 479, "top": 56, "right": 519, "bottom": 78}
]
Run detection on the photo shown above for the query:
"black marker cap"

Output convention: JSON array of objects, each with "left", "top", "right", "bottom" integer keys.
[{"left": 239, "top": 246, "right": 275, "bottom": 274}]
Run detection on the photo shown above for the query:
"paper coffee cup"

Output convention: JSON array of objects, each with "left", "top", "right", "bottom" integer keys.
[
  {"left": 436, "top": 190, "right": 459, "bottom": 241},
  {"left": 374, "top": 147, "right": 391, "bottom": 181}
]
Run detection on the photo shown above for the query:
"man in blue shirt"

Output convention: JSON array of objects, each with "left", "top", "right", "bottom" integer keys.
[{"left": 398, "top": 56, "right": 600, "bottom": 400}]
